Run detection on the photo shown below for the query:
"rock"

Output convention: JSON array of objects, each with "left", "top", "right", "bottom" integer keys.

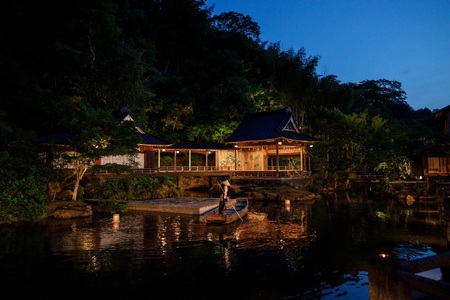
[
  {"left": 53, "top": 205, "right": 93, "bottom": 219},
  {"left": 243, "top": 185, "right": 320, "bottom": 201}
]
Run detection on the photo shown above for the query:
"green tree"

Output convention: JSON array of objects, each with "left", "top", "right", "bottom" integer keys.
[
  {"left": 0, "top": 112, "right": 48, "bottom": 223},
  {"left": 310, "top": 107, "right": 397, "bottom": 176},
  {"left": 211, "top": 11, "right": 261, "bottom": 41},
  {"left": 58, "top": 102, "right": 140, "bottom": 201},
  {"left": 357, "top": 79, "right": 413, "bottom": 120}
]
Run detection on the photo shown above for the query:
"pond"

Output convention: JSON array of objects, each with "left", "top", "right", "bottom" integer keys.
[{"left": 0, "top": 193, "right": 448, "bottom": 299}]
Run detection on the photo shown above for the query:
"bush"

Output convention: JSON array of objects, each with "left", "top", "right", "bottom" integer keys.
[
  {"left": 87, "top": 174, "right": 182, "bottom": 200},
  {"left": 101, "top": 200, "right": 128, "bottom": 214},
  {"left": 0, "top": 176, "right": 48, "bottom": 224}
]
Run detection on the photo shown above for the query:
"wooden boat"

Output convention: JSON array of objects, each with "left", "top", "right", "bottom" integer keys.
[{"left": 204, "top": 197, "right": 249, "bottom": 225}]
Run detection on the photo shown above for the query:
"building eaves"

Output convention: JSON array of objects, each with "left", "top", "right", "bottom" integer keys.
[{"left": 168, "top": 142, "right": 234, "bottom": 151}]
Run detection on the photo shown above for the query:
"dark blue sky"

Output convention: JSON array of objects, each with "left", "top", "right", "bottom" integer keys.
[{"left": 206, "top": 0, "right": 450, "bottom": 111}]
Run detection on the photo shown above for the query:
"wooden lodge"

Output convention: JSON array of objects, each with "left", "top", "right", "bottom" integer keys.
[{"left": 38, "top": 107, "right": 318, "bottom": 179}]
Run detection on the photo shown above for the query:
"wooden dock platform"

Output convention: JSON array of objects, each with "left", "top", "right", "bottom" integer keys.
[{"left": 126, "top": 197, "right": 221, "bottom": 215}]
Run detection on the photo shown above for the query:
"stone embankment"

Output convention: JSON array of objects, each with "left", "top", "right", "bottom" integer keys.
[{"left": 237, "top": 184, "right": 321, "bottom": 201}]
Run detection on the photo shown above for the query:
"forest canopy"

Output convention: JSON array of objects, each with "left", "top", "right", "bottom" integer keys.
[{"left": 0, "top": 0, "right": 443, "bottom": 186}]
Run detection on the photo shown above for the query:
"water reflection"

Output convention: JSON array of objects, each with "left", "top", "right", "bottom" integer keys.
[{"left": 0, "top": 193, "right": 448, "bottom": 299}]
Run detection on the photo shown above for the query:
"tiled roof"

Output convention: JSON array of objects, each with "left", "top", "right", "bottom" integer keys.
[
  {"left": 36, "top": 107, "right": 318, "bottom": 149},
  {"left": 138, "top": 133, "right": 171, "bottom": 146},
  {"left": 36, "top": 132, "right": 74, "bottom": 146},
  {"left": 168, "top": 142, "right": 234, "bottom": 150},
  {"left": 225, "top": 107, "right": 318, "bottom": 143},
  {"left": 37, "top": 132, "right": 170, "bottom": 147}
]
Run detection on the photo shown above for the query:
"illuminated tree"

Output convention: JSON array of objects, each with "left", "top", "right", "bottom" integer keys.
[{"left": 59, "top": 102, "right": 140, "bottom": 201}]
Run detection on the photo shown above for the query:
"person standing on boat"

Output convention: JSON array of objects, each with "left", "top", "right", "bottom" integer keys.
[{"left": 219, "top": 180, "right": 230, "bottom": 213}]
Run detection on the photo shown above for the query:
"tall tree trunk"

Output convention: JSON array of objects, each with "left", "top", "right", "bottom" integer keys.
[{"left": 71, "top": 165, "right": 88, "bottom": 201}]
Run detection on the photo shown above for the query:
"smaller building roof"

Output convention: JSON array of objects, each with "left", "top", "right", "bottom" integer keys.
[
  {"left": 37, "top": 132, "right": 171, "bottom": 147},
  {"left": 138, "top": 133, "right": 171, "bottom": 146},
  {"left": 168, "top": 142, "right": 234, "bottom": 151},
  {"left": 36, "top": 132, "right": 74, "bottom": 146}
]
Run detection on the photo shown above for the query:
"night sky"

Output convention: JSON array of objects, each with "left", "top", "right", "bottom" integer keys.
[{"left": 207, "top": 0, "right": 450, "bottom": 111}]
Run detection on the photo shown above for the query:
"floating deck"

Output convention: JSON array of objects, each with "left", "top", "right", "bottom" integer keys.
[{"left": 126, "top": 197, "right": 221, "bottom": 215}]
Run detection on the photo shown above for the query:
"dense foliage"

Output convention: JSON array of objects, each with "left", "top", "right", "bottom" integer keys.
[
  {"left": 0, "top": 0, "right": 443, "bottom": 222},
  {"left": 86, "top": 174, "right": 182, "bottom": 200}
]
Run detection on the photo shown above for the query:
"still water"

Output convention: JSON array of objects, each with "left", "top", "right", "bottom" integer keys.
[{"left": 1, "top": 194, "right": 448, "bottom": 299}]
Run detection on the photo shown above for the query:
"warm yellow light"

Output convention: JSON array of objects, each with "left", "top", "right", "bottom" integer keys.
[
  {"left": 176, "top": 151, "right": 179, "bottom": 154},
  {"left": 378, "top": 253, "right": 389, "bottom": 259},
  {"left": 234, "top": 144, "right": 238, "bottom": 148},
  {"left": 309, "top": 144, "right": 314, "bottom": 148},
  {"left": 112, "top": 213, "right": 120, "bottom": 223},
  {"left": 162, "top": 149, "right": 166, "bottom": 152},
  {"left": 278, "top": 141, "right": 282, "bottom": 145}
]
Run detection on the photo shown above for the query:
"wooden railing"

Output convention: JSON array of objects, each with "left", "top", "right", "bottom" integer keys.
[
  {"left": 369, "top": 252, "right": 450, "bottom": 299},
  {"left": 91, "top": 165, "right": 311, "bottom": 178}
]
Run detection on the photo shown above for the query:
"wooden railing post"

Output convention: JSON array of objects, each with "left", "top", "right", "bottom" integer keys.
[{"left": 369, "top": 252, "right": 450, "bottom": 299}]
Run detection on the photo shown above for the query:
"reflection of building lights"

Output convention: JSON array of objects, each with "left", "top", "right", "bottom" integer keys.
[
  {"left": 173, "top": 219, "right": 181, "bottom": 242},
  {"left": 112, "top": 214, "right": 120, "bottom": 230},
  {"left": 112, "top": 213, "right": 120, "bottom": 223},
  {"left": 285, "top": 199, "right": 291, "bottom": 212},
  {"left": 223, "top": 247, "right": 231, "bottom": 269}
]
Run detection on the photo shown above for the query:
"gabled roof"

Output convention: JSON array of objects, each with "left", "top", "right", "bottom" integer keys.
[{"left": 225, "top": 106, "right": 318, "bottom": 144}]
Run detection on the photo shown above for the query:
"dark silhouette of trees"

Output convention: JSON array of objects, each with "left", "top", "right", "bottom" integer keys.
[{"left": 0, "top": 0, "right": 443, "bottom": 222}]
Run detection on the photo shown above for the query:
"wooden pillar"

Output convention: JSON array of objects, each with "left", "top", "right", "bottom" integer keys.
[
  {"left": 276, "top": 143, "right": 280, "bottom": 174},
  {"left": 189, "top": 149, "right": 191, "bottom": 171},
  {"left": 174, "top": 151, "right": 177, "bottom": 170},
  {"left": 300, "top": 146, "right": 304, "bottom": 172},
  {"left": 158, "top": 149, "right": 161, "bottom": 169},
  {"left": 234, "top": 148, "right": 237, "bottom": 171}
]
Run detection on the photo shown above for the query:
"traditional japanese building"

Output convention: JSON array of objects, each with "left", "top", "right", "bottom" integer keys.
[
  {"left": 38, "top": 106, "right": 318, "bottom": 176},
  {"left": 222, "top": 106, "right": 317, "bottom": 173}
]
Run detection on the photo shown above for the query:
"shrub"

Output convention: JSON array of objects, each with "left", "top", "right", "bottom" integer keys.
[{"left": 0, "top": 176, "right": 48, "bottom": 224}]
